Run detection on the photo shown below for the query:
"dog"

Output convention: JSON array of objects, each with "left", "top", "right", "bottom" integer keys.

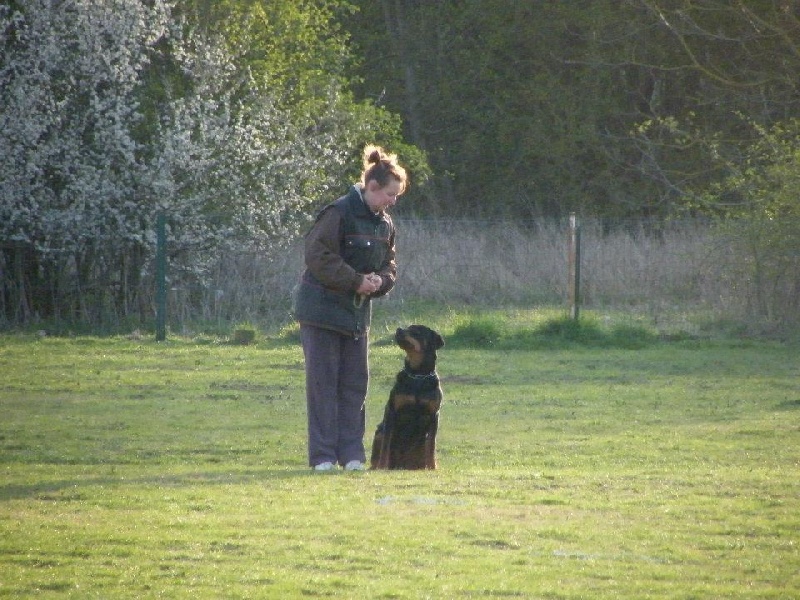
[{"left": 370, "top": 325, "right": 445, "bottom": 470}]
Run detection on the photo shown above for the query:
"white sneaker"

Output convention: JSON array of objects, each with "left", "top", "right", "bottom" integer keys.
[
  {"left": 344, "top": 460, "right": 365, "bottom": 471},
  {"left": 313, "top": 461, "right": 335, "bottom": 471}
]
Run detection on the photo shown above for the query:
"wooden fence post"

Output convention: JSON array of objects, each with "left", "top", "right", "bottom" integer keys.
[{"left": 568, "top": 213, "right": 581, "bottom": 320}]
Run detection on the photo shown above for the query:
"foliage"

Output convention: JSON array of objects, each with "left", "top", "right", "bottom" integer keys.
[
  {"left": 0, "top": 0, "right": 413, "bottom": 328},
  {"left": 1, "top": 0, "right": 168, "bottom": 324},
  {"left": 706, "top": 118, "right": 800, "bottom": 220},
  {"left": 449, "top": 313, "right": 506, "bottom": 347},
  {"left": 444, "top": 312, "right": 658, "bottom": 350},
  {"left": 173, "top": 0, "right": 428, "bottom": 206},
  {"left": 699, "top": 118, "right": 800, "bottom": 320},
  {"left": 231, "top": 320, "right": 258, "bottom": 345},
  {"left": 1, "top": 333, "right": 798, "bottom": 597},
  {"left": 5, "top": 0, "right": 800, "bottom": 332},
  {"left": 348, "top": 1, "right": 800, "bottom": 219}
]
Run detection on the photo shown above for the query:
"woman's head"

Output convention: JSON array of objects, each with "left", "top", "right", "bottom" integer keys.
[{"left": 360, "top": 145, "right": 408, "bottom": 213}]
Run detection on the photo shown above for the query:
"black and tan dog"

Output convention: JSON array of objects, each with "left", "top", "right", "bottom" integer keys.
[{"left": 370, "top": 325, "right": 445, "bottom": 470}]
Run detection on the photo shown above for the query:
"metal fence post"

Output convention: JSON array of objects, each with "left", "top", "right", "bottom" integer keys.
[
  {"left": 155, "top": 211, "right": 167, "bottom": 341},
  {"left": 568, "top": 213, "right": 581, "bottom": 320}
]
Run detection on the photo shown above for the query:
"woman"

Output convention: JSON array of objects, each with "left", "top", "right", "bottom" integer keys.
[{"left": 294, "top": 145, "right": 408, "bottom": 471}]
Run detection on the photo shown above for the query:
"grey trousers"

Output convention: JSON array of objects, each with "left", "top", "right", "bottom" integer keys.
[{"left": 300, "top": 324, "right": 369, "bottom": 467}]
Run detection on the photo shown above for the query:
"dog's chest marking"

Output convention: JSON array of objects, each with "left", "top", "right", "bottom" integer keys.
[
  {"left": 391, "top": 369, "right": 441, "bottom": 413},
  {"left": 392, "top": 391, "right": 441, "bottom": 414}
]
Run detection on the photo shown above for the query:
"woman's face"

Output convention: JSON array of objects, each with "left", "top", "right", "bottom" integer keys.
[{"left": 365, "top": 179, "right": 403, "bottom": 213}]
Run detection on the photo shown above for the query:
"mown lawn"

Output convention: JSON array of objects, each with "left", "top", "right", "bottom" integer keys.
[{"left": 0, "top": 327, "right": 798, "bottom": 598}]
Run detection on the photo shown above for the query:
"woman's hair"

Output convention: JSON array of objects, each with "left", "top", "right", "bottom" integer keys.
[{"left": 360, "top": 145, "right": 408, "bottom": 194}]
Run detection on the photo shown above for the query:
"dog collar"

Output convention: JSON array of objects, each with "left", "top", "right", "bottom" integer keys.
[{"left": 403, "top": 366, "right": 438, "bottom": 380}]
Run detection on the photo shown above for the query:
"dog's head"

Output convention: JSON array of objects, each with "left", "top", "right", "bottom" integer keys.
[{"left": 395, "top": 325, "right": 444, "bottom": 371}]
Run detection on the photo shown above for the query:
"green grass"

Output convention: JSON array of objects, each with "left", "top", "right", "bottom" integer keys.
[{"left": 1, "top": 310, "right": 799, "bottom": 598}]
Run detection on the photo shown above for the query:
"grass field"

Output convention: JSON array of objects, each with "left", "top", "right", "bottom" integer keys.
[{"left": 1, "top": 309, "right": 798, "bottom": 598}]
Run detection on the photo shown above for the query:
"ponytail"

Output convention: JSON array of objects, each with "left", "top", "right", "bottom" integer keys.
[{"left": 361, "top": 145, "right": 408, "bottom": 194}]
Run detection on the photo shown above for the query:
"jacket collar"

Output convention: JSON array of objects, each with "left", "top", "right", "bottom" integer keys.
[{"left": 350, "top": 185, "right": 383, "bottom": 220}]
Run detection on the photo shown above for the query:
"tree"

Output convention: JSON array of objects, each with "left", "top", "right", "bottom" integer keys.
[
  {"left": 1, "top": 0, "right": 171, "bottom": 323},
  {"left": 621, "top": 1, "right": 800, "bottom": 210},
  {"left": 700, "top": 118, "right": 800, "bottom": 321},
  {"left": 350, "top": 1, "right": 667, "bottom": 217},
  {"left": 0, "top": 0, "right": 397, "bottom": 327},
  {"left": 348, "top": 0, "right": 800, "bottom": 219},
  {"left": 173, "top": 0, "right": 428, "bottom": 206}
]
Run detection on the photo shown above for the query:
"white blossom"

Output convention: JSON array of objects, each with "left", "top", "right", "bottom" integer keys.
[{"left": 0, "top": 0, "right": 351, "bottom": 322}]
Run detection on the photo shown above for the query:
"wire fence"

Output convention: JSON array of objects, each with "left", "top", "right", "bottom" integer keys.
[
  {"left": 162, "top": 216, "right": 800, "bottom": 335},
  {"left": 2, "top": 216, "right": 799, "bottom": 335}
]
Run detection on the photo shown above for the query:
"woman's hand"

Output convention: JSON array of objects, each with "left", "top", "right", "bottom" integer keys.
[{"left": 357, "top": 273, "right": 382, "bottom": 295}]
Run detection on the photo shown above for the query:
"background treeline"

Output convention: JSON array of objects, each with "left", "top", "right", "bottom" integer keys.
[
  {"left": 1, "top": 1, "right": 799, "bottom": 331},
  {"left": 351, "top": 1, "right": 800, "bottom": 219}
]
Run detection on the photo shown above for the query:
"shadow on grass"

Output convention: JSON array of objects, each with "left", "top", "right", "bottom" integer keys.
[{"left": 0, "top": 467, "right": 333, "bottom": 501}]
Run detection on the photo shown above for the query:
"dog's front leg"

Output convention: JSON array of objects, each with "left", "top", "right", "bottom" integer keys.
[
  {"left": 376, "top": 409, "right": 396, "bottom": 469},
  {"left": 424, "top": 412, "right": 439, "bottom": 469},
  {"left": 370, "top": 424, "right": 385, "bottom": 469}
]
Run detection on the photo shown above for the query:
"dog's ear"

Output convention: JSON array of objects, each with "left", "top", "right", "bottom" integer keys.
[{"left": 433, "top": 331, "right": 444, "bottom": 349}]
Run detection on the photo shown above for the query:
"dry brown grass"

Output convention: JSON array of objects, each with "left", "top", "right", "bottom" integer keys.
[{"left": 179, "top": 218, "right": 797, "bottom": 335}]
